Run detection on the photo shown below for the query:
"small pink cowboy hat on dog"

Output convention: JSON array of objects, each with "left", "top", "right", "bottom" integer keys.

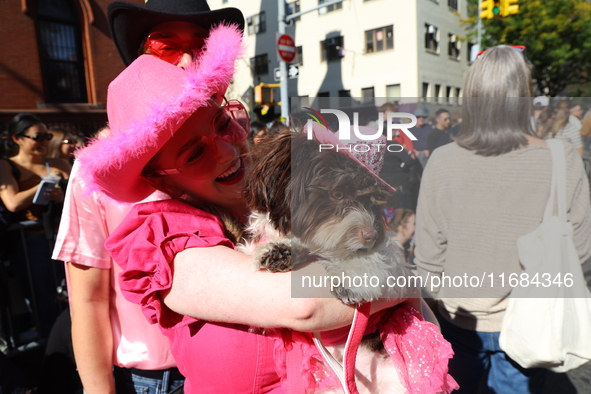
[{"left": 308, "top": 122, "right": 395, "bottom": 193}]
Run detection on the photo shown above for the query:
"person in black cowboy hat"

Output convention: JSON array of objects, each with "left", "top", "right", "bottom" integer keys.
[
  {"left": 58, "top": 2, "right": 244, "bottom": 394},
  {"left": 108, "top": 0, "right": 244, "bottom": 66}
]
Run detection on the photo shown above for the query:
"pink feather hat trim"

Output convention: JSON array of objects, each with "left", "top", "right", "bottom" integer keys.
[{"left": 76, "top": 23, "right": 245, "bottom": 203}]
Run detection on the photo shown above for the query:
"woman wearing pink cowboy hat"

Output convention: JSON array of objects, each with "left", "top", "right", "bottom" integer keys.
[
  {"left": 59, "top": 1, "right": 243, "bottom": 392},
  {"left": 76, "top": 25, "right": 404, "bottom": 393}
]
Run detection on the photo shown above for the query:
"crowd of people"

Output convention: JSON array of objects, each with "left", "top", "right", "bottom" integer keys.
[{"left": 0, "top": 0, "right": 590, "bottom": 393}]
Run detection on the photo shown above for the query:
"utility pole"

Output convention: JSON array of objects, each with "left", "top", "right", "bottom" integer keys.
[
  {"left": 477, "top": 0, "right": 482, "bottom": 57},
  {"left": 277, "top": 0, "right": 345, "bottom": 124},
  {"left": 277, "top": 0, "right": 289, "bottom": 124}
]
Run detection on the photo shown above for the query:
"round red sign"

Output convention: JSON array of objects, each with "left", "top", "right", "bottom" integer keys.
[{"left": 277, "top": 34, "right": 296, "bottom": 63}]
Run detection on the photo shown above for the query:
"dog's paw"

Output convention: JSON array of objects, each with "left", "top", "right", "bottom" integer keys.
[
  {"left": 332, "top": 286, "right": 368, "bottom": 306},
  {"left": 258, "top": 242, "right": 292, "bottom": 272}
]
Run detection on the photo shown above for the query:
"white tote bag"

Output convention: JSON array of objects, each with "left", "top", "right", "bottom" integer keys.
[{"left": 499, "top": 139, "right": 591, "bottom": 373}]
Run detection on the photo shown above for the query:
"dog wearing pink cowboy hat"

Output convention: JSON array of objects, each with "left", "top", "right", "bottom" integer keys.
[
  {"left": 242, "top": 124, "right": 411, "bottom": 303},
  {"left": 76, "top": 23, "right": 245, "bottom": 202},
  {"left": 241, "top": 124, "right": 459, "bottom": 393}
]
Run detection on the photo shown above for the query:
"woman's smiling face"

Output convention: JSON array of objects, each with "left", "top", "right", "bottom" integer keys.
[{"left": 145, "top": 100, "right": 250, "bottom": 213}]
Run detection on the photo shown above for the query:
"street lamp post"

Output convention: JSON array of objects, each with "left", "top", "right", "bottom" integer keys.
[
  {"left": 277, "top": 0, "right": 289, "bottom": 124},
  {"left": 277, "top": 0, "right": 346, "bottom": 125}
]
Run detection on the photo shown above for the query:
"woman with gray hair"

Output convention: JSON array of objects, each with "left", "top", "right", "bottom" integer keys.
[{"left": 414, "top": 45, "right": 591, "bottom": 393}]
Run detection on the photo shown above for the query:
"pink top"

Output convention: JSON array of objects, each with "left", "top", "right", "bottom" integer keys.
[
  {"left": 53, "top": 162, "right": 176, "bottom": 370},
  {"left": 104, "top": 199, "right": 283, "bottom": 394},
  {"left": 273, "top": 304, "right": 458, "bottom": 394}
]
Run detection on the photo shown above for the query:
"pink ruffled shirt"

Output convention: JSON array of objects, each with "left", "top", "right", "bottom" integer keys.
[
  {"left": 104, "top": 199, "right": 283, "bottom": 394},
  {"left": 53, "top": 161, "right": 176, "bottom": 370}
]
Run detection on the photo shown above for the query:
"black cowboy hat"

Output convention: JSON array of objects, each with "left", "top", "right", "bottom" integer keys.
[{"left": 108, "top": 0, "right": 245, "bottom": 66}]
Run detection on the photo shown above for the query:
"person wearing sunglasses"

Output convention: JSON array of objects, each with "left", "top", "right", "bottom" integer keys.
[
  {"left": 53, "top": 1, "right": 245, "bottom": 393},
  {"left": 0, "top": 113, "right": 70, "bottom": 339},
  {"left": 47, "top": 127, "right": 77, "bottom": 166},
  {"left": 108, "top": 0, "right": 244, "bottom": 68},
  {"left": 74, "top": 26, "right": 404, "bottom": 394}
]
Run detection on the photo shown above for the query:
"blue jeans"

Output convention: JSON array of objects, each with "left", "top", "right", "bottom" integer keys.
[
  {"left": 438, "top": 313, "right": 548, "bottom": 394},
  {"left": 113, "top": 367, "right": 184, "bottom": 394}
]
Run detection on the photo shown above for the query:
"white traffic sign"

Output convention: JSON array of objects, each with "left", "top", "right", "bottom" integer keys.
[
  {"left": 277, "top": 33, "right": 296, "bottom": 63},
  {"left": 274, "top": 65, "right": 299, "bottom": 81},
  {"left": 288, "top": 64, "right": 299, "bottom": 78}
]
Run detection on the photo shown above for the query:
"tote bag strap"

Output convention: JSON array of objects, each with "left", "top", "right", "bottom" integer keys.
[{"left": 545, "top": 139, "right": 567, "bottom": 225}]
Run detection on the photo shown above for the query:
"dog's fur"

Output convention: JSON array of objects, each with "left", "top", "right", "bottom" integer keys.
[{"left": 242, "top": 130, "right": 411, "bottom": 304}]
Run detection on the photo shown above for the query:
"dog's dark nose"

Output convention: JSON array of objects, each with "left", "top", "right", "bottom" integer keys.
[{"left": 360, "top": 229, "right": 377, "bottom": 244}]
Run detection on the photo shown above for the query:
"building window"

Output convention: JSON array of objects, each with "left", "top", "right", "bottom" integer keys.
[
  {"left": 448, "top": 0, "right": 458, "bottom": 10},
  {"left": 386, "top": 84, "right": 401, "bottom": 99},
  {"left": 365, "top": 25, "right": 393, "bottom": 53},
  {"left": 446, "top": 86, "right": 452, "bottom": 103},
  {"left": 247, "top": 11, "right": 266, "bottom": 35},
  {"left": 295, "top": 46, "right": 303, "bottom": 65},
  {"left": 338, "top": 90, "right": 352, "bottom": 107},
  {"left": 434, "top": 84, "right": 441, "bottom": 102},
  {"left": 455, "top": 87, "right": 462, "bottom": 105},
  {"left": 318, "top": 91, "right": 330, "bottom": 109},
  {"left": 422, "top": 83, "right": 429, "bottom": 99},
  {"left": 286, "top": 1, "right": 301, "bottom": 22},
  {"left": 448, "top": 34, "right": 460, "bottom": 59},
  {"left": 321, "top": 36, "right": 344, "bottom": 62},
  {"left": 319, "top": 0, "right": 342, "bottom": 14},
  {"left": 362, "top": 87, "right": 375, "bottom": 104},
  {"left": 36, "top": 0, "right": 87, "bottom": 103},
  {"left": 467, "top": 42, "right": 475, "bottom": 62},
  {"left": 251, "top": 54, "right": 268, "bottom": 75},
  {"left": 425, "top": 23, "right": 439, "bottom": 53}
]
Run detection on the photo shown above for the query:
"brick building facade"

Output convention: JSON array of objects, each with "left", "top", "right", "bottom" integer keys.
[{"left": 0, "top": 0, "right": 142, "bottom": 136}]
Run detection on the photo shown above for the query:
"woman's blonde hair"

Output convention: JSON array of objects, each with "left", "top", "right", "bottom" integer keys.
[
  {"left": 537, "top": 107, "right": 570, "bottom": 139},
  {"left": 46, "top": 127, "right": 70, "bottom": 159},
  {"left": 455, "top": 45, "right": 535, "bottom": 156}
]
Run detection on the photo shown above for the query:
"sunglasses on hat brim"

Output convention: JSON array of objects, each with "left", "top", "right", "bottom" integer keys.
[{"left": 477, "top": 45, "right": 526, "bottom": 58}]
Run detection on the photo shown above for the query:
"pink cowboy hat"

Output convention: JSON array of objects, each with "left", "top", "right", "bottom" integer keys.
[
  {"left": 77, "top": 24, "right": 244, "bottom": 202},
  {"left": 309, "top": 122, "right": 395, "bottom": 193}
]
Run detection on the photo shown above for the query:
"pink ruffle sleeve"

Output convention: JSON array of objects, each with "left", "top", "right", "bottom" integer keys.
[{"left": 105, "top": 199, "right": 234, "bottom": 330}]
